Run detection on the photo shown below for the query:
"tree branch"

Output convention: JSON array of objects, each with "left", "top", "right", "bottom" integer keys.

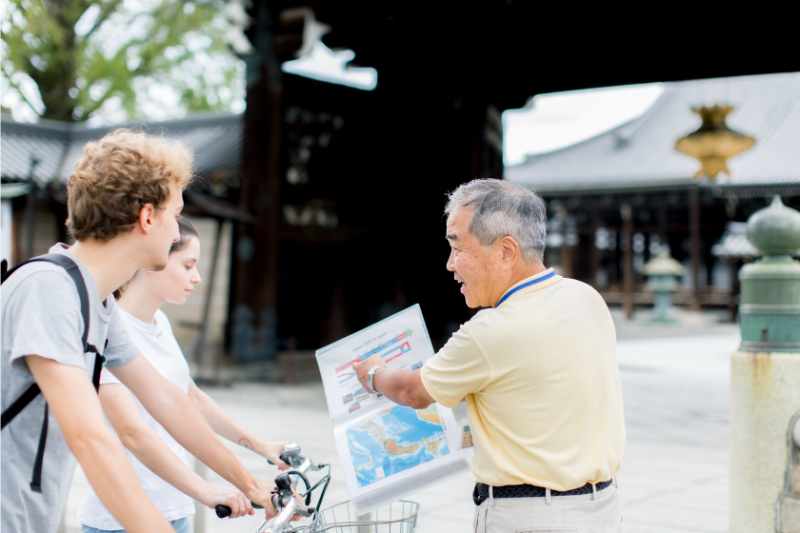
[
  {"left": 74, "top": 81, "right": 118, "bottom": 121},
  {"left": 0, "top": 63, "right": 41, "bottom": 115},
  {"left": 82, "top": 0, "right": 124, "bottom": 41}
]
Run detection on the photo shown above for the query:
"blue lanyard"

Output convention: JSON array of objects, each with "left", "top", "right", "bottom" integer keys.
[{"left": 495, "top": 270, "right": 557, "bottom": 307}]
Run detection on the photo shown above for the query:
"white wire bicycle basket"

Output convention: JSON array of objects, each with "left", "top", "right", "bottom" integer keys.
[{"left": 289, "top": 499, "right": 419, "bottom": 533}]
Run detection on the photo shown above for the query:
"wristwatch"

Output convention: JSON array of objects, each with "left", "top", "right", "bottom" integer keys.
[{"left": 367, "top": 366, "right": 383, "bottom": 396}]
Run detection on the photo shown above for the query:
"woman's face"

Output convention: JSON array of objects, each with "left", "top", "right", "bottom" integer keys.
[{"left": 146, "top": 235, "right": 202, "bottom": 305}]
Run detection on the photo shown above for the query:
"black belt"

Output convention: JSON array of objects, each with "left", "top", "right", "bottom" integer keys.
[{"left": 473, "top": 479, "right": 613, "bottom": 506}]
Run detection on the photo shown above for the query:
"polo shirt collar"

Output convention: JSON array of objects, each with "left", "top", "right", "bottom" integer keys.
[{"left": 495, "top": 268, "right": 558, "bottom": 307}]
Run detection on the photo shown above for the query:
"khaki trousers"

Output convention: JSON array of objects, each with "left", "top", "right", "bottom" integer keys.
[{"left": 472, "top": 481, "right": 622, "bottom": 533}]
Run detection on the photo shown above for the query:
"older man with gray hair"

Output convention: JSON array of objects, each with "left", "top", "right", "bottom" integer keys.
[{"left": 355, "top": 178, "right": 625, "bottom": 532}]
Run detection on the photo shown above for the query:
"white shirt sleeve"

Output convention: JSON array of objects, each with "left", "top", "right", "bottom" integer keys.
[{"left": 102, "top": 301, "right": 139, "bottom": 369}]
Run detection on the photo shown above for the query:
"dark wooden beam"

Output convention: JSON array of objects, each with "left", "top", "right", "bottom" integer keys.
[
  {"left": 689, "top": 186, "right": 702, "bottom": 310},
  {"left": 621, "top": 203, "right": 634, "bottom": 320},
  {"left": 229, "top": 3, "right": 284, "bottom": 362}
]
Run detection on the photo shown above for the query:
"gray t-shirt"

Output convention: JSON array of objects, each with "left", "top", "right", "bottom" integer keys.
[{"left": 1, "top": 244, "right": 138, "bottom": 533}]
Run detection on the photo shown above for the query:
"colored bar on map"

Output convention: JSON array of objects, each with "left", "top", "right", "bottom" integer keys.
[
  {"left": 334, "top": 329, "right": 413, "bottom": 373},
  {"left": 384, "top": 341, "right": 411, "bottom": 364}
]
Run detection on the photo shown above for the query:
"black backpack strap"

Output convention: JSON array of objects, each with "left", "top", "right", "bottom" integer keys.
[
  {"left": 30, "top": 403, "right": 48, "bottom": 492},
  {"left": 1, "top": 253, "right": 105, "bottom": 493},
  {"left": 0, "top": 383, "right": 41, "bottom": 429},
  {"left": 25, "top": 345, "right": 105, "bottom": 492},
  {"left": 4, "top": 253, "right": 98, "bottom": 355},
  {"left": 1, "top": 257, "right": 40, "bottom": 284},
  {"left": 1, "top": 256, "right": 69, "bottom": 427},
  {"left": 0, "top": 255, "right": 68, "bottom": 285},
  {"left": 90, "top": 342, "right": 107, "bottom": 392},
  {"left": 39, "top": 254, "right": 93, "bottom": 353}
]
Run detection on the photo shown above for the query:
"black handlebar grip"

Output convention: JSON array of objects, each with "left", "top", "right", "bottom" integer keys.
[
  {"left": 275, "top": 472, "right": 292, "bottom": 491},
  {"left": 215, "top": 501, "right": 264, "bottom": 519}
]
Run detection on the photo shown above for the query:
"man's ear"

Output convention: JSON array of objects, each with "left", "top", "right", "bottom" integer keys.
[
  {"left": 499, "top": 235, "right": 520, "bottom": 264},
  {"left": 137, "top": 203, "right": 156, "bottom": 234}
]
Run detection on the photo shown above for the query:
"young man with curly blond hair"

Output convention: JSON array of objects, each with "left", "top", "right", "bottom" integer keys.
[{"left": 1, "top": 131, "right": 277, "bottom": 533}]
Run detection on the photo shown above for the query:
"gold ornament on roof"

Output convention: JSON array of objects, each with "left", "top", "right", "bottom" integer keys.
[{"left": 675, "top": 104, "right": 756, "bottom": 181}]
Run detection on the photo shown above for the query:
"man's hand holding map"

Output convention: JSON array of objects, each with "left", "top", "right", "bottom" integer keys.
[{"left": 315, "top": 305, "right": 472, "bottom": 511}]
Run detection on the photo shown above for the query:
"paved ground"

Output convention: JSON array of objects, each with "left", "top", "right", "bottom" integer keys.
[{"left": 61, "top": 310, "right": 740, "bottom": 532}]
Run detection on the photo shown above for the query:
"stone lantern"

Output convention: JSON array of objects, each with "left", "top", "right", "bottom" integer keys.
[{"left": 642, "top": 249, "right": 685, "bottom": 322}]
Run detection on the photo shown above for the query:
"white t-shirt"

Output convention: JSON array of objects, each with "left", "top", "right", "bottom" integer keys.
[{"left": 80, "top": 309, "right": 195, "bottom": 530}]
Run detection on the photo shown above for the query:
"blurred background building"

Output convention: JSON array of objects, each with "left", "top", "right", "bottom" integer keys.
[{"left": 2, "top": 1, "right": 799, "bottom": 380}]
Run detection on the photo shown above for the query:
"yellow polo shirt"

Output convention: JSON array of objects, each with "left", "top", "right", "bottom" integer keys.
[{"left": 420, "top": 269, "right": 625, "bottom": 490}]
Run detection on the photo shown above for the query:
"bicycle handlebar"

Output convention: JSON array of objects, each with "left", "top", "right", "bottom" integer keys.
[
  {"left": 215, "top": 443, "right": 327, "bottom": 531},
  {"left": 214, "top": 502, "right": 263, "bottom": 519},
  {"left": 215, "top": 504, "right": 231, "bottom": 519}
]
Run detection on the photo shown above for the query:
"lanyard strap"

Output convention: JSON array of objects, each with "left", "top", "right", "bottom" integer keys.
[{"left": 495, "top": 270, "right": 556, "bottom": 307}]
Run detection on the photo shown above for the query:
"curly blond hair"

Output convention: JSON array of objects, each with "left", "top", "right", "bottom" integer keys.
[{"left": 66, "top": 129, "right": 193, "bottom": 241}]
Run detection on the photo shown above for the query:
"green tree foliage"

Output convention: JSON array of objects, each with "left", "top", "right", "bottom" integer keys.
[{"left": 1, "top": 0, "right": 243, "bottom": 122}]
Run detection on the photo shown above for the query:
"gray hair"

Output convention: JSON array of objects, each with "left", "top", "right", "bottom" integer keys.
[{"left": 445, "top": 179, "right": 547, "bottom": 262}]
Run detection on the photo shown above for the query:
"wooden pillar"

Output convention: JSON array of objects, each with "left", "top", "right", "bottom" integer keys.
[
  {"left": 658, "top": 203, "right": 668, "bottom": 245},
  {"left": 560, "top": 241, "right": 574, "bottom": 278},
  {"left": 621, "top": 203, "right": 635, "bottom": 320},
  {"left": 191, "top": 219, "right": 225, "bottom": 383},
  {"left": 689, "top": 186, "right": 702, "bottom": 310},
  {"left": 728, "top": 259, "right": 739, "bottom": 323},
  {"left": 11, "top": 200, "right": 25, "bottom": 265},
  {"left": 589, "top": 215, "right": 601, "bottom": 287},
  {"left": 613, "top": 228, "right": 623, "bottom": 288},
  {"left": 557, "top": 209, "right": 574, "bottom": 277},
  {"left": 228, "top": 4, "right": 284, "bottom": 362},
  {"left": 23, "top": 186, "right": 37, "bottom": 260}
]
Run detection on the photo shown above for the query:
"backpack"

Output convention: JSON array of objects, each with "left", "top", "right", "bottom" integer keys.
[{"left": 0, "top": 254, "right": 106, "bottom": 493}]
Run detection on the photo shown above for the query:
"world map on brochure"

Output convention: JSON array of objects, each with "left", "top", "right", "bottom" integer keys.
[{"left": 346, "top": 404, "right": 450, "bottom": 487}]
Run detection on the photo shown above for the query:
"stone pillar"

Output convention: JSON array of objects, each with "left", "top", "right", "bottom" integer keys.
[
  {"left": 775, "top": 413, "right": 800, "bottom": 532},
  {"left": 730, "top": 196, "right": 800, "bottom": 533}
]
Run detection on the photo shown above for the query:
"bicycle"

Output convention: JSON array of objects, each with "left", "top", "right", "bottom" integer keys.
[{"left": 215, "top": 444, "right": 419, "bottom": 533}]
